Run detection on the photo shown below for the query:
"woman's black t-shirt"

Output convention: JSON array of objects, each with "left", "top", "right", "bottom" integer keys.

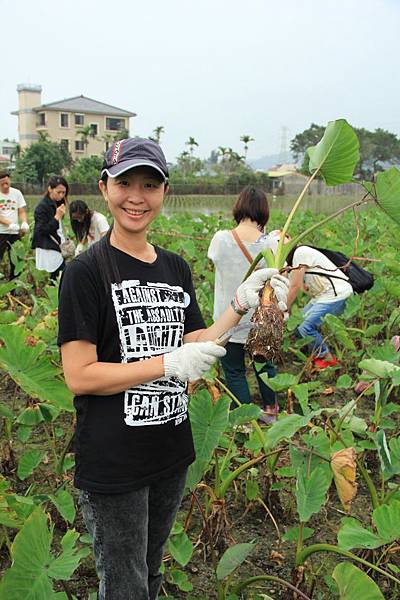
[{"left": 57, "top": 245, "right": 205, "bottom": 493}]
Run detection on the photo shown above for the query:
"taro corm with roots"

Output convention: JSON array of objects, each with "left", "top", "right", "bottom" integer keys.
[{"left": 246, "top": 281, "right": 284, "bottom": 362}]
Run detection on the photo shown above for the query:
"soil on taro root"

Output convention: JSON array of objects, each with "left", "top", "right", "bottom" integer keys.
[{"left": 1, "top": 362, "right": 400, "bottom": 599}]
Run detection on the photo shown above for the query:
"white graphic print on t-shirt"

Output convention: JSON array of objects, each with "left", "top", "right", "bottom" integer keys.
[{"left": 112, "top": 279, "right": 189, "bottom": 428}]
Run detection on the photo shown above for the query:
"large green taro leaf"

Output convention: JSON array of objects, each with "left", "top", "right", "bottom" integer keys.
[
  {"left": 374, "top": 166, "right": 400, "bottom": 226},
  {"left": 337, "top": 500, "right": 400, "bottom": 551},
  {"left": 0, "top": 325, "right": 73, "bottom": 412},
  {"left": 337, "top": 517, "right": 384, "bottom": 551},
  {"left": 307, "top": 119, "right": 360, "bottom": 185},
  {"left": 296, "top": 463, "right": 332, "bottom": 523},
  {"left": 333, "top": 562, "right": 384, "bottom": 600},
  {"left": 186, "top": 389, "right": 230, "bottom": 490},
  {"left": 0, "top": 508, "right": 89, "bottom": 599}
]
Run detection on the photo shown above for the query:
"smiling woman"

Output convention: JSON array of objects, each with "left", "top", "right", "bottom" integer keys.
[{"left": 57, "top": 136, "right": 289, "bottom": 600}]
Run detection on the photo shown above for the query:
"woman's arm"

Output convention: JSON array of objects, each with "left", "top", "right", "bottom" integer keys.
[
  {"left": 287, "top": 266, "right": 306, "bottom": 310},
  {"left": 61, "top": 340, "right": 164, "bottom": 396},
  {"left": 34, "top": 203, "right": 64, "bottom": 236},
  {"left": 184, "top": 305, "right": 240, "bottom": 343}
]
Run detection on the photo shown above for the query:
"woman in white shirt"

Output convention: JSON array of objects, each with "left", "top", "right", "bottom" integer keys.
[
  {"left": 208, "top": 186, "right": 279, "bottom": 423},
  {"left": 69, "top": 200, "right": 109, "bottom": 255},
  {"left": 286, "top": 245, "right": 353, "bottom": 369}
]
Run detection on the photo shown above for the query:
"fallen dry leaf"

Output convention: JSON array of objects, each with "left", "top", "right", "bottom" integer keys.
[
  {"left": 322, "top": 387, "right": 334, "bottom": 396},
  {"left": 270, "top": 550, "right": 284, "bottom": 566},
  {"left": 331, "top": 447, "right": 358, "bottom": 512}
]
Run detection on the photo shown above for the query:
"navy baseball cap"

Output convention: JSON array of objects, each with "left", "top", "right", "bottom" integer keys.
[{"left": 101, "top": 137, "right": 169, "bottom": 182}]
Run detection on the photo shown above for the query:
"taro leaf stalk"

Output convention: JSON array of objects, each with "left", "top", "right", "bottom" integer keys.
[{"left": 246, "top": 119, "right": 361, "bottom": 361}]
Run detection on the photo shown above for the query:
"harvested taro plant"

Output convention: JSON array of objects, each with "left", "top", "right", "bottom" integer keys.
[{"left": 245, "top": 118, "right": 400, "bottom": 361}]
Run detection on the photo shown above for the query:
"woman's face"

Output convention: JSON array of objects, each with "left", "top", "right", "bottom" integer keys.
[
  {"left": 48, "top": 184, "right": 67, "bottom": 203},
  {"left": 71, "top": 211, "right": 86, "bottom": 223},
  {"left": 99, "top": 167, "right": 166, "bottom": 236}
]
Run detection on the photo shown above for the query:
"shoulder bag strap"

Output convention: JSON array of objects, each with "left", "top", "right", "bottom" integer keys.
[
  {"left": 49, "top": 234, "right": 61, "bottom": 248},
  {"left": 231, "top": 229, "right": 254, "bottom": 265}
]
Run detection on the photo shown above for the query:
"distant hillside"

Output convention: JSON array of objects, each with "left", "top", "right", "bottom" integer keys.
[{"left": 248, "top": 151, "right": 294, "bottom": 171}]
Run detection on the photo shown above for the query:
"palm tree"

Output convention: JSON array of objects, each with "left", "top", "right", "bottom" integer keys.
[
  {"left": 185, "top": 136, "right": 199, "bottom": 156},
  {"left": 240, "top": 135, "right": 255, "bottom": 160},
  {"left": 102, "top": 133, "right": 114, "bottom": 152},
  {"left": 149, "top": 126, "right": 165, "bottom": 144},
  {"left": 78, "top": 125, "right": 97, "bottom": 151}
]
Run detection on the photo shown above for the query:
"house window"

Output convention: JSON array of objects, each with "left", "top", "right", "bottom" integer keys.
[
  {"left": 106, "top": 117, "right": 125, "bottom": 131},
  {"left": 2, "top": 147, "right": 13, "bottom": 156},
  {"left": 75, "top": 114, "right": 84, "bottom": 126},
  {"left": 60, "top": 113, "right": 69, "bottom": 128},
  {"left": 90, "top": 123, "right": 98, "bottom": 136},
  {"left": 60, "top": 139, "right": 69, "bottom": 151},
  {"left": 75, "top": 140, "right": 85, "bottom": 152},
  {"left": 37, "top": 112, "right": 46, "bottom": 127}
]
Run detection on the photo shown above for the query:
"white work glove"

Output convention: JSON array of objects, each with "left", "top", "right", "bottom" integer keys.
[
  {"left": 7, "top": 223, "right": 20, "bottom": 233},
  {"left": 235, "top": 268, "right": 289, "bottom": 312},
  {"left": 20, "top": 221, "right": 29, "bottom": 233},
  {"left": 75, "top": 242, "right": 85, "bottom": 256},
  {"left": 163, "top": 342, "right": 226, "bottom": 382}
]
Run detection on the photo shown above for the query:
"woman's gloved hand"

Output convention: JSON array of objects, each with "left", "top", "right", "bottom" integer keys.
[
  {"left": 235, "top": 268, "right": 289, "bottom": 312},
  {"left": 163, "top": 341, "right": 226, "bottom": 382}
]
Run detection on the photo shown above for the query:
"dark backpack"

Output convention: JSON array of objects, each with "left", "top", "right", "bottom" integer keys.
[{"left": 308, "top": 247, "right": 374, "bottom": 295}]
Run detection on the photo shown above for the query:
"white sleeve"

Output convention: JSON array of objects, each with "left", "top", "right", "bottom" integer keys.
[
  {"left": 16, "top": 190, "right": 26, "bottom": 209},
  {"left": 207, "top": 231, "right": 222, "bottom": 262},
  {"left": 96, "top": 212, "right": 110, "bottom": 234}
]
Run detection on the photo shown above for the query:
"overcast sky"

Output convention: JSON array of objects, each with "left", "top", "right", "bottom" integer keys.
[{"left": 2, "top": 0, "right": 399, "bottom": 162}]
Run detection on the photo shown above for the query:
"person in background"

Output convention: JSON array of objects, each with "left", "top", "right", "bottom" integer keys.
[
  {"left": 208, "top": 186, "right": 280, "bottom": 424},
  {"left": 58, "top": 138, "right": 289, "bottom": 600},
  {"left": 285, "top": 245, "right": 353, "bottom": 369},
  {"left": 32, "top": 176, "right": 68, "bottom": 280},
  {"left": 69, "top": 199, "right": 109, "bottom": 255},
  {"left": 0, "top": 170, "right": 29, "bottom": 279}
]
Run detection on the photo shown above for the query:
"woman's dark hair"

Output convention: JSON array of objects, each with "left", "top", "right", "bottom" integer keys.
[
  {"left": 232, "top": 186, "right": 270, "bottom": 228},
  {"left": 69, "top": 200, "right": 93, "bottom": 242},
  {"left": 46, "top": 175, "right": 69, "bottom": 198},
  {"left": 88, "top": 228, "right": 121, "bottom": 292},
  {"left": 285, "top": 246, "right": 298, "bottom": 267}
]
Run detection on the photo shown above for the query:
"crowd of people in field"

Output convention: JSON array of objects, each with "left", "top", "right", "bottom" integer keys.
[{"left": 0, "top": 138, "right": 388, "bottom": 599}]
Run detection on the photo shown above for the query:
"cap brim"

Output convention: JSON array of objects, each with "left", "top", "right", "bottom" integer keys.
[{"left": 101, "top": 159, "right": 168, "bottom": 182}]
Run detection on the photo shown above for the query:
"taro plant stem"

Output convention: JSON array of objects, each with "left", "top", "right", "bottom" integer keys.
[
  {"left": 233, "top": 575, "right": 312, "bottom": 599},
  {"left": 296, "top": 543, "right": 400, "bottom": 586}
]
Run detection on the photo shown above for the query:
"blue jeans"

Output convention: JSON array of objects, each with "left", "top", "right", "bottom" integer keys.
[
  {"left": 79, "top": 468, "right": 187, "bottom": 600},
  {"left": 297, "top": 299, "right": 347, "bottom": 357},
  {"left": 220, "top": 342, "right": 276, "bottom": 408}
]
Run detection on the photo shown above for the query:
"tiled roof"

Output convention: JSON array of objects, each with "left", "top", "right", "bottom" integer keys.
[{"left": 33, "top": 95, "right": 136, "bottom": 117}]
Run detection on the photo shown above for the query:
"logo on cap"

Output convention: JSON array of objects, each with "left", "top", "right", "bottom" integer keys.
[{"left": 111, "top": 140, "right": 123, "bottom": 165}]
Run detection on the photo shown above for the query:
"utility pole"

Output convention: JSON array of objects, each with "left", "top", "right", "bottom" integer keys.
[{"left": 279, "top": 126, "right": 289, "bottom": 164}]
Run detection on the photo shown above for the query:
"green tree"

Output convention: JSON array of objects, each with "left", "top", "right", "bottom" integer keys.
[
  {"left": 149, "top": 126, "right": 165, "bottom": 144},
  {"left": 185, "top": 136, "right": 199, "bottom": 156},
  {"left": 78, "top": 125, "right": 97, "bottom": 150},
  {"left": 290, "top": 123, "right": 325, "bottom": 162},
  {"left": 114, "top": 128, "right": 129, "bottom": 141},
  {"left": 68, "top": 155, "right": 104, "bottom": 184},
  {"left": 175, "top": 150, "right": 203, "bottom": 179},
  {"left": 13, "top": 136, "right": 73, "bottom": 184},
  {"left": 291, "top": 123, "right": 400, "bottom": 180},
  {"left": 240, "top": 134, "right": 255, "bottom": 160}
]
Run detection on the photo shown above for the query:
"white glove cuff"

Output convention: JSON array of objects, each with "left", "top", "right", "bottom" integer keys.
[{"left": 231, "top": 295, "right": 248, "bottom": 316}]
